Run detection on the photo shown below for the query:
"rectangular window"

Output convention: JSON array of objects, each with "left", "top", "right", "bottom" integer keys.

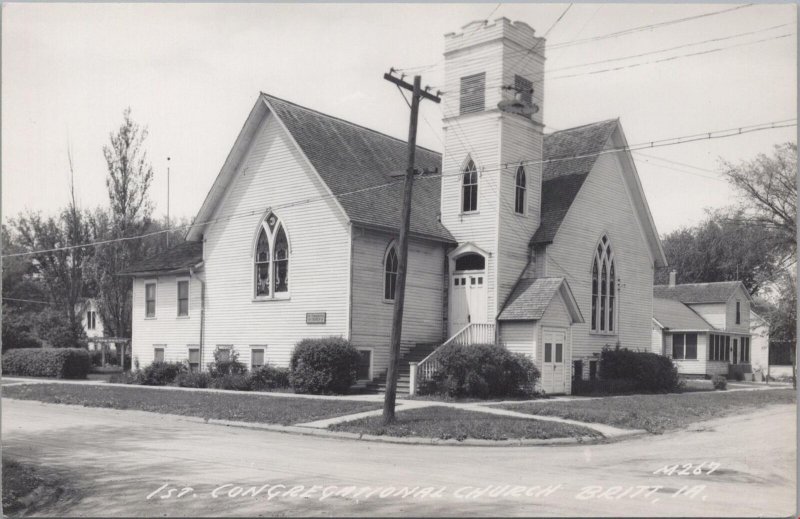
[
  {"left": 357, "top": 349, "right": 372, "bottom": 381},
  {"left": 736, "top": 301, "right": 741, "bottom": 325},
  {"left": 460, "top": 72, "right": 485, "bottom": 115},
  {"left": 145, "top": 283, "right": 156, "bottom": 318},
  {"left": 709, "top": 335, "right": 715, "bottom": 360},
  {"left": 154, "top": 347, "right": 165, "bottom": 363},
  {"left": 251, "top": 348, "right": 265, "bottom": 370},
  {"left": 188, "top": 347, "right": 200, "bottom": 372},
  {"left": 725, "top": 336, "right": 731, "bottom": 361},
  {"left": 177, "top": 280, "right": 189, "bottom": 317},
  {"left": 544, "top": 343, "right": 552, "bottom": 363},
  {"left": 555, "top": 343, "right": 563, "bottom": 363},
  {"left": 672, "top": 333, "right": 685, "bottom": 359},
  {"left": 573, "top": 360, "right": 583, "bottom": 381},
  {"left": 732, "top": 339, "right": 738, "bottom": 364},
  {"left": 514, "top": 74, "right": 533, "bottom": 106},
  {"left": 589, "top": 360, "right": 598, "bottom": 380},
  {"left": 684, "top": 333, "right": 697, "bottom": 360}
]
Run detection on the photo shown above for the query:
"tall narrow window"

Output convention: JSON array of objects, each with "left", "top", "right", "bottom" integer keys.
[
  {"left": 188, "top": 347, "right": 200, "bottom": 372},
  {"left": 177, "top": 280, "right": 189, "bottom": 317},
  {"left": 460, "top": 72, "right": 485, "bottom": 115},
  {"left": 514, "top": 166, "right": 526, "bottom": 214},
  {"left": 462, "top": 160, "right": 478, "bottom": 213},
  {"left": 736, "top": 301, "right": 741, "bottom": 324},
  {"left": 591, "top": 236, "right": 616, "bottom": 333},
  {"left": 145, "top": 283, "right": 156, "bottom": 318},
  {"left": 255, "top": 229, "right": 270, "bottom": 297},
  {"left": 384, "top": 246, "right": 398, "bottom": 301},
  {"left": 253, "top": 213, "right": 290, "bottom": 298}
]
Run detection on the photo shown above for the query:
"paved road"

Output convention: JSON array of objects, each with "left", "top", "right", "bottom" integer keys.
[{"left": 2, "top": 398, "right": 796, "bottom": 517}]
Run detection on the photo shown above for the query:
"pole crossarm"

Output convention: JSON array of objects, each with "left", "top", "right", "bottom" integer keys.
[{"left": 383, "top": 73, "right": 442, "bottom": 104}]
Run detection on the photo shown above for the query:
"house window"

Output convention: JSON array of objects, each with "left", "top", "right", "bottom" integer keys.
[
  {"left": 589, "top": 360, "right": 598, "bottom": 380},
  {"left": 591, "top": 236, "right": 616, "bottom": 333},
  {"left": 188, "top": 347, "right": 200, "bottom": 372},
  {"left": 732, "top": 339, "right": 739, "bottom": 364},
  {"left": 87, "top": 311, "right": 96, "bottom": 330},
  {"left": 742, "top": 337, "right": 750, "bottom": 363},
  {"left": 514, "top": 74, "right": 533, "bottom": 106},
  {"left": 177, "top": 280, "right": 189, "bottom": 317},
  {"left": 357, "top": 349, "right": 373, "bottom": 381},
  {"left": 251, "top": 347, "right": 265, "bottom": 370},
  {"left": 672, "top": 333, "right": 697, "bottom": 360},
  {"left": 514, "top": 166, "right": 526, "bottom": 214},
  {"left": 384, "top": 245, "right": 398, "bottom": 301},
  {"left": 544, "top": 343, "right": 552, "bottom": 363},
  {"left": 573, "top": 360, "right": 583, "bottom": 381},
  {"left": 145, "top": 283, "right": 156, "bottom": 318},
  {"left": 736, "top": 301, "right": 741, "bottom": 324},
  {"left": 555, "top": 343, "right": 563, "bottom": 363},
  {"left": 710, "top": 334, "right": 725, "bottom": 361},
  {"left": 254, "top": 213, "right": 290, "bottom": 298},
  {"left": 460, "top": 72, "right": 485, "bottom": 115},
  {"left": 154, "top": 346, "right": 165, "bottom": 363},
  {"left": 462, "top": 159, "right": 478, "bottom": 213},
  {"left": 725, "top": 336, "right": 730, "bottom": 361},
  {"left": 455, "top": 253, "right": 485, "bottom": 271}
]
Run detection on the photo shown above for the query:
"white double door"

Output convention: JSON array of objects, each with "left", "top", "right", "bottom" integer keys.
[
  {"left": 449, "top": 270, "right": 487, "bottom": 335},
  {"left": 541, "top": 329, "right": 567, "bottom": 394}
]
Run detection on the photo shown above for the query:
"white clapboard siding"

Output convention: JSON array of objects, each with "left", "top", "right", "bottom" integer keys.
[
  {"left": 499, "top": 321, "right": 535, "bottom": 358},
  {"left": 200, "top": 111, "right": 351, "bottom": 369},
  {"left": 750, "top": 313, "right": 770, "bottom": 371},
  {"left": 350, "top": 227, "right": 447, "bottom": 374},
  {"left": 651, "top": 323, "right": 664, "bottom": 354},
  {"left": 689, "top": 303, "right": 726, "bottom": 330},
  {"left": 725, "top": 287, "right": 750, "bottom": 334},
  {"left": 497, "top": 115, "right": 543, "bottom": 312},
  {"left": 545, "top": 141, "right": 655, "bottom": 360},
  {"left": 131, "top": 275, "right": 203, "bottom": 367}
]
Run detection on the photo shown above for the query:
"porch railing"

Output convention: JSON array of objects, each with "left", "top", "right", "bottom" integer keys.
[{"left": 413, "top": 322, "right": 496, "bottom": 394}]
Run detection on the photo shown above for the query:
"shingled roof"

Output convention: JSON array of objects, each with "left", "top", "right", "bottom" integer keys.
[
  {"left": 654, "top": 281, "right": 751, "bottom": 304},
  {"left": 497, "top": 277, "right": 583, "bottom": 322},
  {"left": 262, "top": 94, "right": 454, "bottom": 243},
  {"left": 531, "top": 120, "right": 619, "bottom": 245},
  {"left": 123, "top": 241, "right": 203, "bottom": 276},
  {"left": 652, "top": 297, "right": 714, "bottom": 331}
]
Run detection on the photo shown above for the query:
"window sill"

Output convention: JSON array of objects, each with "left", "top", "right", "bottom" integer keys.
[
  {"left": 382, "top": 299, "right": 395, "bottom": 305},
  {"left": 176, "top": 316, "right": 190, "bottom": 320},
  {"left": 589, "top": 331, "right": 617, "bottom": 337},
  {"left": 460, "top": 211, "right": 480, "bottom": 216},
  {"left": 144, "top": 317, "right": 156, "bottom": 320},
  {"left": 514, "top": 212, "right": 527, "bottom": 218},
  {"left": 252, "top": 294, "right": 291, "bottom": 302}
]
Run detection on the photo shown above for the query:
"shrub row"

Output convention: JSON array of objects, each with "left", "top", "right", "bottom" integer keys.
[
  {"left": 419, "top": 343, "right": 540, "bottom": 399},
  {"left": 598, "top": 346, "right": 681, "bottom": 393},
  {"left": 2, "top": 348, "right": 92, "bottom": 379}
]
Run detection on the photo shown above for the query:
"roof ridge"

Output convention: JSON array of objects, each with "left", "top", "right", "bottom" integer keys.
[
  {"left": 544, "top": 118, "right": 619, "bottom": 137},
  {"left": 655, "top": 280, "right": 741, "bottom": 287},
  {"left": 260, "top": 92, "right": 443, "bottom": 157}
]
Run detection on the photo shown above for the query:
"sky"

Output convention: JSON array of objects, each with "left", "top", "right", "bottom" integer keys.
[{"left": 2, "top": 2, "right": 797, "bottom": 236}]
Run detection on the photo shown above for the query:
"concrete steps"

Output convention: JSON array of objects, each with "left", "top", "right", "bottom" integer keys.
[{"left": 363, "top": 343, "right": 437, "bottom": 395}]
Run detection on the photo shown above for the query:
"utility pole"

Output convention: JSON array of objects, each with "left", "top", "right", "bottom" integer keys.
[
  {"left": 166, "top": 156, "right": 171, "bottom": 247},
  {"left": 382, "top": 71, "right": 441, "bottom": 423}
]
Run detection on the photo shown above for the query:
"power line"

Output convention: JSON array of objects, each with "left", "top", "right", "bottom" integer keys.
[
  {"left": 2, "top": 297, "right": 55, "bottom": 305},
  {"left": 5, "top": 118, "right": 795, "bottom": 258}
]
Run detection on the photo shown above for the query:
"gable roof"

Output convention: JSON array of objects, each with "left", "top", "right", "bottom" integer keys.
[
  {"left": 652, "top": 297, "right": 714, "bottom": 331},
  {"left": 654, "top": 281, "right": 753, "bottom": 304},
  {"left": 530, "top": 120, "right": 619, "bottom": 245},
  {"left": 122, "top": 241, "right": 203, "bottom": 276},
  {"left": 497, "top": 277, "right": 584, "bottom": 323}
]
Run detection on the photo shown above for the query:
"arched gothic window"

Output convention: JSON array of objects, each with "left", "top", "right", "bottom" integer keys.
[
  {"left": 384, "top": 245, "right": 398, "bottom": 301},
  {"left": 514, "top": 166, "right": 526, "bottom": 214},
  {"left": 462, "top": 159, "right": 478, "bottom": 213},
  {"left": 591, "top": 235, "right": 616, "bottom": 332},
  {"left": 254, "top": 212, "right": 289, "bottom": 298}
]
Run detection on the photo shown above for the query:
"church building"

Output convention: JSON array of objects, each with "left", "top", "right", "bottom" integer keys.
[{"left": 125, "top": 18, "right": 667, "bottom": 394}]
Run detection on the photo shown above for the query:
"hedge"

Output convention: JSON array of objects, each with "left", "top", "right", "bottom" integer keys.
[
  {"left": 598, "top": 346, "right": 681, "bottom": 393},
  {"left": 290, "top": 337, "right": 360, "bottom": 394},
  {"left": 420, "top": 343, "right": 540, "bottom": 399},
  {"left": 2, "top": 348, "right": 92, "bottom": 379}
]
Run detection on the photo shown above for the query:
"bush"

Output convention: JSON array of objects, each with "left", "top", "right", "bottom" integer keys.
[
  {"left": 109, "top": 370, "right": 143, "bottom": 384},
  {"left": 139, "top": 361, "right": 186, "bottom": 386},
  {"left": 207, "top": 347, "right": 247, "bottom": 377},
  {"left": 712, "top": 375, "right": 728, "bottom": 390},
  {"left": 211, "top": 373, "right": 252, "bottom": 391},
  {"left": 734, "top": 370, "right": 745, "bottom": 382},
  {"left": 420, "top": 343, "right": 540, "bottom": 399},
  {"left": 248, "top": 364, "right": 291, "bottom": 391},
  {"left": 289, "top": 337, "right": 361, "bottom": 394},
  {"left": 174, "top": 371, "right": 213, "bottom": 388},
  {"left": 2, "top": 348, "right": 91, "bottom": 379},
  {"left": 2, "top": 310, "right": 42, "bottom": 352},
  {"left": 599, "top": 346, "right": 681, "bottom": 393}
]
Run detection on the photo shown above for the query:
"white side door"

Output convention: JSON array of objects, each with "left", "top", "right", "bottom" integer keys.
[
  {"left": 449, "top": 272, "right": 487, "bottom": 334},
  {"left": 542, "top": 329, "right": 567, "bottom": 394},
  {"left": 467, "top": 273, "right": 487, "bottom": 323}
]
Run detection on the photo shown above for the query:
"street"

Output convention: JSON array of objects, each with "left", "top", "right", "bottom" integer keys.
[{"left": 2, "top": 398, "right": 796, "bottom": 517}]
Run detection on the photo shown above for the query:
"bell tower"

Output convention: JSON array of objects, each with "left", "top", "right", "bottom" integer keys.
[{"left": 440, "top": 18, "right": 545, "bottom": 322}]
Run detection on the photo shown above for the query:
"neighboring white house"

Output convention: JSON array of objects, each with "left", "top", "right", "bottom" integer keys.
[
  {"left": 652, "top": 273, "right": 754, "bottom": 378},
  {"left": 79, "top": 298, "right": 105, "bottom": 350},
  {"left": 750, "top": 308, "right": 770, "bottom": 377},
  {"left": 124, "top": 18, "right": 667, "bottom": 394}
]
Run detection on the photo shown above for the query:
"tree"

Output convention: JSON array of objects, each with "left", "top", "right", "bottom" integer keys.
[
  {"left": 91, "top": 108, "right": 154, "bottom": 338},
  {"left": 656, "top": 209, "right": 783, "bottom": 294},
  {"left": 720, "top": 142, "right": 797, "bottom": 256}
]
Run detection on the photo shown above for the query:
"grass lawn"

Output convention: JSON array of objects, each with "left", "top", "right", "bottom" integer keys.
[
  {"left": 498, "top": 389, "right": 796, "bottom": 434},
  {"left": 2, "top": 384, "right": 380, "bottom": 426},
  {"left": 329, "top": 406, "right": 601, "bottom": 441}
]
